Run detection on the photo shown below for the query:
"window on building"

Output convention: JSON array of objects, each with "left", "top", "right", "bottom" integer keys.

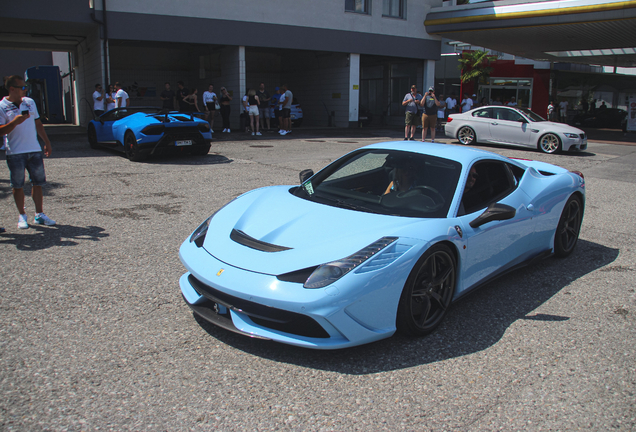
[
  {"left": 383, "top": 0, "right": 405, "bottom": 19},
  {"left": 346, "top": 0, "right": 370, "bottom": 14}
]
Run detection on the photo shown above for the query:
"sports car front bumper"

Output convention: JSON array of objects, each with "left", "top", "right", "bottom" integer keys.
[{"left": 178, "top": 237, "right": 417, "bottom": 349}]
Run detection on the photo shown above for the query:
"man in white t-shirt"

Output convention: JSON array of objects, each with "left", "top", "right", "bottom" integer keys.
[
  {"left": 278, "top": 85, "right": 293, "bottom": 135},
  {"left": 0, "top": 75, "right": 56, "bottom": 230},
  {"left": 114, "top": 82, "right": 129, "bottom": 108},
  {"left": 445, "top": 94, "right": 456, "bottom": 114},
  {"left": 93, "top": 83, "right": 105, "bottom": 117},
  {"left": 461, "top": 93, "right": 474, "bottom": 113},
  {"left": 507, "top": 96, "right": 517, "bottom": 107}
]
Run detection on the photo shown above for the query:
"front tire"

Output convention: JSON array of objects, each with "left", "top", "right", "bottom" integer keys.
[
  {"left": 457, "top": 126, "right": 476, "bottom": 145},
  {"left": 554, "top": 195, "right": 582, "bottom": 257},
  {"left": 539, "top": 133, "right": 561, "bottom": 154},
  {"left": 88, "top": 124, "right": 98, "bottom": 149},
  {"left": 124, "top": 131, "right": 145, "bottom": 162},
  {"left": 396, "top": 244, "right": 457, "bottom": 336}
]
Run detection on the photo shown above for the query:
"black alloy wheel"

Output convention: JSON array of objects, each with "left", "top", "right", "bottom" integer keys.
[
  {"left": 88, "top": 124, "right": 98, "bottom": 149},
  {"left": 554, "top": 195, "right": 582, "bottom": 257},
  {"left": 397, "top": 244, "right": 457, "bottom": 336},
  {"left": 124, "top": 131, "right": 145, "bottom": 162}
]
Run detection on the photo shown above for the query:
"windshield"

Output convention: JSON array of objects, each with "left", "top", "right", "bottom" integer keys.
[
  {"left": 518, "top": 107, "right": 546, "bottom": 122},
  {"left": 294, "top": 149, "right": 462, "bottom": 218}
]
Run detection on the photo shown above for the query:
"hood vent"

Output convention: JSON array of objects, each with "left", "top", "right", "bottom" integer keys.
[{"left": 230, "top": 229, "right": 292, "bottom": 252}]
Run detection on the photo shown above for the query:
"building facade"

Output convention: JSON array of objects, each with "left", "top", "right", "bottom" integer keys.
[{"left": 1, "top": 0, "right": 445, "bottom": 127}]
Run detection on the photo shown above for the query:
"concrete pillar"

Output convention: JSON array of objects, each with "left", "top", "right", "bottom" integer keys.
[
  {"left": 423, "top": 59, "right": 435, "bottom": 92},
  {"left": 349, "top": 53, "right": 360, "bottom": 128},
  {"left": 238, "top": 46, "right": 246, "bottom": 105}
]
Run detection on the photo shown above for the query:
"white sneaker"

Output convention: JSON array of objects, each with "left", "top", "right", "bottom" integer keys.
[
  {"left": 18, "top": 214, "right": 29, "bottom": 229},
  {"left": 280, "top": 131, "right": 287, "bottom": 136},
  {"left": 34, "top": 213, "right": 56, "bottom": 226},
  {"left": 256, "top": 132, "right": 262, "bottom": 136},
  {"left": 278, "top": 130, "right": 284, "bottom": 134},
  {"left": 252, "top": 132, "right": 255, "bottom": 136},
  {"left": 227, "top": 129, "right": 230, "bottom": 133}
]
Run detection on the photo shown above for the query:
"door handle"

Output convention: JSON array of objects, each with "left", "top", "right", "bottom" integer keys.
[
  {"left": 527, "top": 204, "right": 534, "bottom": 211},
  {"left": 491, "top": 122, "right": 498, "bottom": 125}
]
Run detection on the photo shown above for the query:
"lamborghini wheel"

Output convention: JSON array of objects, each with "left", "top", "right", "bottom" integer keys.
[
  {"left": 554, "top": 195, "right": 582, "bottom": 257},
  {"left": 397, "top": 244, "right": 456, "bottom": 336},
  {"left": 124, "top": 131, "right": 145, "bottom": 162},
  {"left": 192, "top": 144, "right": 211, "bottom": 156},
  {"left": 457, "top": 126, "right": 476, "bottom": 145},
  {"left": 88, "top": 124, "right": 98, "bottom": 149}
]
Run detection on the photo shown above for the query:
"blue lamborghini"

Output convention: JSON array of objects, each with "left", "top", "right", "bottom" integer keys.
[
  {"left": 88, "top": 107, "right": 212, "bottom": 161},
  {"left": 179, "top": 142, "right": 585, "bottom": 349}
]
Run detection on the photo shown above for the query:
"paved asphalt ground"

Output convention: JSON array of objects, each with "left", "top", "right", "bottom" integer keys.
[{"left": 1, "top": 125, "right": 635, "bottom": 431}]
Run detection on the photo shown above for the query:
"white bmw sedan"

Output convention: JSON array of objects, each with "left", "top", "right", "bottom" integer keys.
[{"left": 445, "top": 106, "right": 587, "bottom": 154}]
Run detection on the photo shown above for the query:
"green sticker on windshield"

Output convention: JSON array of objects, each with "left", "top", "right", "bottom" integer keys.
[{"left": 303, "top": 181, "right": 314, "bottom": 195}]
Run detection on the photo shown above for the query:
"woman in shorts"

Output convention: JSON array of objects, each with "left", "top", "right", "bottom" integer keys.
[
  {"left": 247, "top": 88, "right": 261, "bottom": 136},
  {"left": 203, "top": 84, "right": 217, "bottom": 131}
]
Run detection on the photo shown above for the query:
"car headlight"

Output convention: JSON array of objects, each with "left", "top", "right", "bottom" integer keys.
[
  {"left": 190, "top": 215, "right": 212, "bottom": 247},
  {"left": 303, "top": 237, "right": 398, "bottom": 289},
  {"left": 564, "top": 133, "right": 579, "bottom": 138}
]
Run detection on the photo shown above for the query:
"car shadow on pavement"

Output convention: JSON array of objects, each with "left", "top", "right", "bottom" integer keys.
[
  {"left": 193, "top": 238, "right": 618, "bottom": 374},
  {"left": 0, "top": 224, "right": 109, "bottom": 251},
  {"left": 145, "top": 153, "right": 232, "bottom": 166}
]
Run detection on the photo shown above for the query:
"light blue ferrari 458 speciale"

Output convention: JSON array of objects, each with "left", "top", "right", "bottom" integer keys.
[
  {"left": 88, "top": 107, "right": 212, "bottom": 161},
  {"left": 179, "top": 142, "right": 585, "bottom": 349}
]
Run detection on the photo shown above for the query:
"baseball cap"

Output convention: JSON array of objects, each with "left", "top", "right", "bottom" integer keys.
[
  {"left": 472, "top": 94, "right": 476, "bottom": 97},
  {"left": 429, "top": 86, "right": 435, "bottom": 92},
  {"left": 275, "top": 87, "right": 279, "bottom": 90}
]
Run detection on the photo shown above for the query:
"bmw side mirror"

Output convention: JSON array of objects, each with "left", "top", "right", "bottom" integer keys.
[
  {"left": 469, "top": 203, "right": 516, "bottom": 228},
  {"left": 299, "top": 169, "right": 314, "bottom": 184}
]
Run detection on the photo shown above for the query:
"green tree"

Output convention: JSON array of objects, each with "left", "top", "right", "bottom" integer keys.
[{"left": 458, "top": 50, "right": 498, "bottom": 96}]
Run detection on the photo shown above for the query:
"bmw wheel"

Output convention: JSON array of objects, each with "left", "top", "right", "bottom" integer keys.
[
  {"left": 397, "top": 244, "right": 456, "bottom": 336},
  {"left": 124, "top": 131, "right": 145, "bottom": 162},
  {"left": 88, "top": 124, "right": 98, "bottom": 149},
  {"left": 457, "top": 126, "right": 476, "bottom": 145},
  {"left": 539, "top": 133, "right": 561, "bottom": 154},
  {"left": 554, "top": 195, "right": 582, "bottom": 257}
]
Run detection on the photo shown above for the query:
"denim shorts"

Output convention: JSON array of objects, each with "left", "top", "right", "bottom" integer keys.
[{"left": 6, "top": 151, "right": 46, "bottom": 188}]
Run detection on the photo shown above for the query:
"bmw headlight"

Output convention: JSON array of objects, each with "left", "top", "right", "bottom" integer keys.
[
  {"left": 564, "top": 133, "right": 579, "bottom": 139},
  {"left": 190, "top": 215, "right": 212, "bottom": 247},
  {"left": 304, "top": 237, "right": 398, "bottom": 289}
]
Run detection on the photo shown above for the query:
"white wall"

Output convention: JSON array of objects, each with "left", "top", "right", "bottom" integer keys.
[
  {"left": 75, "top": 28, "right": 105, "bottom": 125},
  {"left": 102, "top": 0, "right": 441, "bottom": 42}
]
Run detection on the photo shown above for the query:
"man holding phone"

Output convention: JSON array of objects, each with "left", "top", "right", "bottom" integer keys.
[
  {"left": 421, "top": 86, "right": 440, "bottom": 142},
  {"left": 0, "top": 75, "right": 55, "bottom": 229},
  {"left": 402, "top": 85, "right": 422, "bottom": 140}
]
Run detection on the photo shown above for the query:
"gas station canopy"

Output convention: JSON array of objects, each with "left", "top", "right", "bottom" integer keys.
[{"left": 425, "top": 0, "right": 636, "bottom": 67}]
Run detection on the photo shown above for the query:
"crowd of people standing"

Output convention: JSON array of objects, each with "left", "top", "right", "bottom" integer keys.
[{"left": 92, "top": 80, "right": 295, "bottom": 137}]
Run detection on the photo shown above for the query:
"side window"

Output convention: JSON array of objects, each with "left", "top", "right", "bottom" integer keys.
[
  {"left": 472, "top": 108, "right": 492, "bottom": 119},
  {"left": 494, "top": 108, "right": 524, "bottom": 122},
  {"left": 461, "top": 161, "right": 515, "bottom": 215}
]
